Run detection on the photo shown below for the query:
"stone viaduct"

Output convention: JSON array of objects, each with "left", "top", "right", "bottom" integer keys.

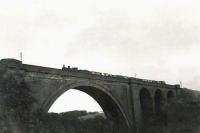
[{"left": 0, "top": 59, "right": 181, "bottom": 133}]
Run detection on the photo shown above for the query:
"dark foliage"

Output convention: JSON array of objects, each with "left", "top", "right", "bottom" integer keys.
[
  {"left": 23, "top": 110, "right": 112, "bottom": 133},
  {"left": 0, "top": 70, "right": 36, "bottom": 133},
  {"left": 141, "top": 100, "right": 200, "bottom": 133}
]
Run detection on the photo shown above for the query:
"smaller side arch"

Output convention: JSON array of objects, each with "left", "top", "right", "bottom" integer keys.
[
  {"left": 167, "top": 90, "right": 175, "bottom": 104},
  {"left": 154, "top": 89, "right": 163, "bottom": 115},
  {"left": 139, "top": 88, "right": 153, "bottom": 119}
]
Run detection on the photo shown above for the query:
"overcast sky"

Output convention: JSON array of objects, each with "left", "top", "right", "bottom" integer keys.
[{"left": 1, "top": 0, "right": 200, "bottom": 112}]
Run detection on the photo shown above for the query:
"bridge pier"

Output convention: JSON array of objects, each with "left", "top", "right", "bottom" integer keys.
[{"left": 129, "top": 83, "right": 142, "bottom": 133}]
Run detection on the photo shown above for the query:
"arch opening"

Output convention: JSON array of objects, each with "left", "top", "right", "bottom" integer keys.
[
  {"left": 154, "top": 89, "right": 163, "bottom": 115},
  {"left": 48, "top": 89, "right": 103, "bottom": 113},
  {"left": 167, "top": 91, "right": 174, "bottom": 104},
  {"left": 140, "top": 88, "right": 153, "bottom": 120},
  {"left": 45, "top": 84, "right": 130, "bottom": 133}
]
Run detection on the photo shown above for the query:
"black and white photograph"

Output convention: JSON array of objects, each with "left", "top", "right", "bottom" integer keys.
[{"left": 0, "top": 0, "right": 200, "bottom": 133}]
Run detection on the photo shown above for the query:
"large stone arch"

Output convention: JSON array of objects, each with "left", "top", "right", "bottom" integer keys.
[
  {"left": 40, "top": 81, "right": 131, "bottom": 133},
  {"left": 139, "top": 88, "right": 153, "bottom": 119}
]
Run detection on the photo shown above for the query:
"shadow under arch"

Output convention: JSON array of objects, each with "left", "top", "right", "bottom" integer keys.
[
  {"left": 167, "top": 90, "right": 174, "bottom": 103},
  {"left": 154, "top": 89, "right": 163, "bottom": 115},
  {"left": 40, "top": 81, "right": 131, "bottom": 133},
  {"left": 139, "top": 88, "right": 153, "bottom": 120}
]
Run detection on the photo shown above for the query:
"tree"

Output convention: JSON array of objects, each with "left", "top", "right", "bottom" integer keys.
[{"left": 0, "top": 70, "right": 36, "bottom": 132}]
